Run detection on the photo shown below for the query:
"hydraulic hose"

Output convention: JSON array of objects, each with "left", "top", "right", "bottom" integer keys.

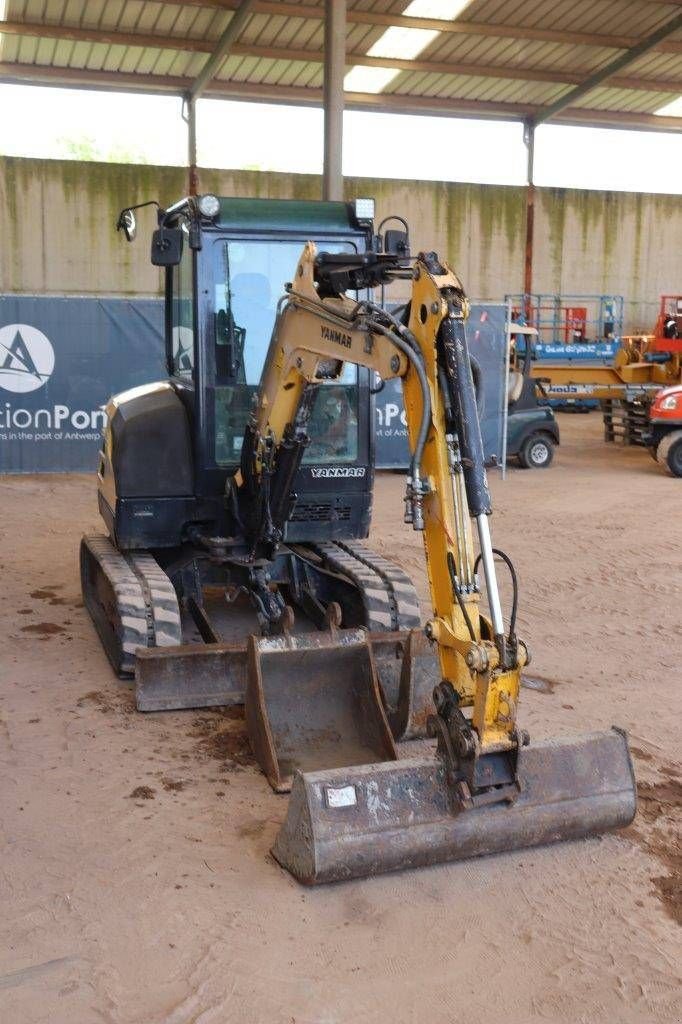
[
  {"left": 370, "top": 321, "right": 431, "bottom": 486},
  {"left": 439, "top": 313, "right": 492, "bottom": 518},
  {"left": 362, "top": 300, "right": 421, "bottom": 356},
  {"left": 474, "top": 547, "right": 519, "bottom": 641},
  {"left": 447, "top": 551, "right": 476, "bottom": 642}
]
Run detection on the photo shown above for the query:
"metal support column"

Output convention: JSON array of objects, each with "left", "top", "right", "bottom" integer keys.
[
  {"left": 323, "top": 0, "right": 345, "bottom": 201},
  {"left": 183, "top": 0, "right": 256, "bottom": 196},
  {"left": 523, "top": 119, "right": 535, "bottom": 313},
  {"left": 185, "top": 95, "right": 198, "bottom": 196}
]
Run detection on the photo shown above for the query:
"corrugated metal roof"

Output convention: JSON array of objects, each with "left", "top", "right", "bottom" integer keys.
[{"left": 1, "top": 0, "right": 682, "bottom": 130}]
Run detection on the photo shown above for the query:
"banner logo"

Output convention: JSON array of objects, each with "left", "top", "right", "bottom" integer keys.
[{"left": 0, "top": 324, "right": 55, "bottom": 394}]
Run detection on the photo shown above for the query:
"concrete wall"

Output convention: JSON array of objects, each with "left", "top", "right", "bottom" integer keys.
[{"left": 2, "top": 156, "right": 681, "bottom": 330}]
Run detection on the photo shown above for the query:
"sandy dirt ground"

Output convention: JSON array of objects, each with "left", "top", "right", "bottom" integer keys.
[{"left": 1, "top": 413, "right": 680, "bottom": 1024}]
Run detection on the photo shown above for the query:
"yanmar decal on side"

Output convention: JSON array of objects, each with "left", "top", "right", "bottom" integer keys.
[{"left": 309, "top": 466, "right": 366, "bottom": 479}]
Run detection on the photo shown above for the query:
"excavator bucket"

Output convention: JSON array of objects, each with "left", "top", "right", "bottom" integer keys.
[
  {"left": 245, "top": 628, "right": 397, "bottom": 793},
  {"left": 272, "top": 728, "right": 636, "bottom": 884},
  {"left": 373, "top": 628, "right": 439, "bottom": 740}
]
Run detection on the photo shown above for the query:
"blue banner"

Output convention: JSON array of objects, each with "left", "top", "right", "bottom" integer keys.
[
  {"left": 0, "top": 297, "right": 165, "bottom": 472},
  {"left": 375, "top": 304, "right": 508, "bottom": 469},
  {"left": 1, "top": 297, "right": 507, "bottom": 475}
]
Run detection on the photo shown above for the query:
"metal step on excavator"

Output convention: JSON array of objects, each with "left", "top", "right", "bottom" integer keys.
[{"left": 82, "top": 194, "right": 636, "bottom": 884}]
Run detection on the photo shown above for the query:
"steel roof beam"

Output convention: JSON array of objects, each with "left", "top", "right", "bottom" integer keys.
[
  {"left": 182, "top": 0, "right": 254, "bottom": 192},
  {"left": 188, "top": 0, "right": 255, "bottom": 101},
  {"left": 2, "top": 20, "right": 681, "bottom": 96},
  {"left": 0, "top": 20, "right": 216, "bottom": 54},
  {"left": 170, "top": 0, "right": 682, "bottom": 55},
  {"left": 3, "top": 62, "right": 682, "bottom": 134},
  {"left": 533, "top": 10, "right": 682, "bottom": 125}
]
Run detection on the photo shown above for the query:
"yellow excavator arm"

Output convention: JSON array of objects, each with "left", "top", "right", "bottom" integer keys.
[
  {"left": 231, "top": 239, "right": 635, "bottom": 885},
  {"left": 235, "top": 241, "right": 527, "bottom": 797}
]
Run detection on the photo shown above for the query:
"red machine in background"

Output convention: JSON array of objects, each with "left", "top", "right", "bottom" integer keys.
[
  {"left": 639, "top": 297, "right": 682, "bottom": 475},
  {"left": 563, "top": 306, "right": 588, "bottom": 343},
  {"left": 646, "top": 383, "right": 682, "bottom": 476},
  {"left": 651, "top": 295, "right": 682, "bottom": 355}
]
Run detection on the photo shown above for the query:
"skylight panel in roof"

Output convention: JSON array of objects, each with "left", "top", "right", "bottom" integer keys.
[
  {"left": 403, "top": 0, "right": 473, "bottom": 18},
  {"left": 343, "top": 0, "right": 473, "bottom": 94},
  {"left": 367, "top": 27, "right": 439, "bottom": 61},
  {"left": 344, "top": 66, "right": 402, "bottom": 93},
  {"left": 655, "top": 96, "right": 682, "bottom": 117}
]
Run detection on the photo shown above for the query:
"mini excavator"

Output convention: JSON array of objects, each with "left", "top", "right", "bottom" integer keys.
[{"left": 82, "top": 196, "right": 636, "bottom": 884}]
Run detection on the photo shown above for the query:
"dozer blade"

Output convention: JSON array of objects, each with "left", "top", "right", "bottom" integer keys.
[
  {"left": 245, "top": 628, "right": 397, "bottom": 793},
  {"left": 272, "top": 728, "right": 636, "bottom": 885},
  {"left": 133, "top": 631, "right": 431, "bottom": 721},
  {"left": 136, "top": 642, "right": 247, "bottom": 712}
]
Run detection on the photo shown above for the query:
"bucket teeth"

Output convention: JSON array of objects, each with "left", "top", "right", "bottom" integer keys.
[{"left": 271, "top": 728, "right": 637, "bottom": 885}]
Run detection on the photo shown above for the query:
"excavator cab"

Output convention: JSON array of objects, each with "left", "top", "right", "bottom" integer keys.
[{"left": 101, "top": 194, "right": 378, "bottom": 553}]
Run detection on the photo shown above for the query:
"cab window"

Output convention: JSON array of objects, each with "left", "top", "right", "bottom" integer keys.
[{"left": 213, "top": 239, "right": 359, "bottom": 467}]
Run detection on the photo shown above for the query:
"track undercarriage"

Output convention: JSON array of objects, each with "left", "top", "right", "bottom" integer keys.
[{"left": 80, "top": 532, "right": 435, "bottom": 747}]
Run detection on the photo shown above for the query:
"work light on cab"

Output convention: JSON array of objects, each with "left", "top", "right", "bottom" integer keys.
[
  {"left": 198, "top": 194, "right": 220, "bottom": 219},
  {"left": 353, "top": 198, "right": 375, "bottom": 222}
]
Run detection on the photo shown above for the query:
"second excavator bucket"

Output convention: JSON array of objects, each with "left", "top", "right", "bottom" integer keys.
[
  {"left": 272, "top": 728, "right": 637, "bottom": 884},
  {"left": 373, "top": 628, "right": 439, "bottom": 741},
  {"left": 245, "top": 628, "right": 397, "bottom": 792}
]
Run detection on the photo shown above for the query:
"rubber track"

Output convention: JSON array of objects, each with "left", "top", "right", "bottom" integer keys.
[
  {"left": 125, "top": 553, "right": 183, "bottom": 648},
  {"left": 335, "top": 541, "right": 421, "bottom": 629},
  {"left": 310, "top": 541, "right": 421, "bottom": 632},
  {"left": 81, "top": 534, "right": 149, "bottom": 674},
  {"left": 81, "top": 534, "right": 181, "bottom": 675}
]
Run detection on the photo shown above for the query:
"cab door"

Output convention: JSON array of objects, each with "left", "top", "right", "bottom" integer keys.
[
  {"left": 165, "top": 223, "right": 197, "bottom": 450},
  {"left": 195, "top": 234, "right": 372, "bottom": 509}
]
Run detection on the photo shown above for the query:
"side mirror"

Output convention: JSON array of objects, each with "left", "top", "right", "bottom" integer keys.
[
  {"left": 151, "top": 228, "right": 184, "bottom": 266},
  {"left": 116, "top": 208, "right": 137, "bottom": 242}
]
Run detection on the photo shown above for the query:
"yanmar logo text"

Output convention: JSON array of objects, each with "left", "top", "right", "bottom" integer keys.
[
  {"left": 321, "top": 325, "right": 352, "bottom": 349},
  {"left": 310, "top": 466, "right": 366, "bottom": 478}
]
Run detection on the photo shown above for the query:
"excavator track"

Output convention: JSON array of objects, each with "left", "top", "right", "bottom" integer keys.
[
  {"left": 82, "top": 533, "right": 419, "bottom": 683},
  {"left": 80, "top": 534, "right": 182, "bottom": 676},
  {"left": 308, "top": 540, "right": 421, "bottom": 632}
]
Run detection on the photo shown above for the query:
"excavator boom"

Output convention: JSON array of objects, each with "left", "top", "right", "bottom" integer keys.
[{"left": 234, "top": 243, "right": 636, "bottom": 882}]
